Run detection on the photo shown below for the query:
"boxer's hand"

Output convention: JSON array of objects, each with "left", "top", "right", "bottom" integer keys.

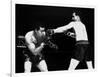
[
  {"left": 40, "top": 43, "right": 45, "bottom": 48},
  {"left": 67, "top": 32, "right": 76, "bottom": 38},
  {"left": 52, "top": 44, "right": 58, "bottom": 50},
  {"left": 46, "top": 29, "right": 54, "bottom": 36}
]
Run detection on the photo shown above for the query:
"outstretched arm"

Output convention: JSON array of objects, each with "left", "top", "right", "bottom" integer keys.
[
  {"left": 54, "top": 22, "right": 74, "bottom": 33},
  {"left": 54, "top": 25, "right": 68, "bottom": 33}
]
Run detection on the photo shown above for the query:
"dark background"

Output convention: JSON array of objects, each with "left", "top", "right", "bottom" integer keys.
[{"left": 15, "top": 4, "right": 94, "bottom": 73}]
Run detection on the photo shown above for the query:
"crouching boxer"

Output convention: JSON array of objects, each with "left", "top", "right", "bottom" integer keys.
[{"left": 24, "top": 26, "right": 48, "bottom": 72}]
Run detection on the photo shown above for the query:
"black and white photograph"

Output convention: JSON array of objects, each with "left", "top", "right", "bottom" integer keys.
[{"left": 15, "top": 3, "right": 94, "bottom": 73}]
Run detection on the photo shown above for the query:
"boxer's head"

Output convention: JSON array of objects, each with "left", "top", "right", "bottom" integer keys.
[
  {"left": 72, "top": 12, "right": 80, "bottom": 21},
  {"left": 35, "top": 26, "right": 46, "bottom": 36}
]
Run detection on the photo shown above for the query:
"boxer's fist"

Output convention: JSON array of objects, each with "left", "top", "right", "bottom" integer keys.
[
  {"left": 67, "top": 32, "right": 76, "bottom": 38},
  {"left": 40, "top": 43, "right": 45, "bottom": 48},
  {"left": 46, "top": 29, "right": 54, "bottom": 36}
]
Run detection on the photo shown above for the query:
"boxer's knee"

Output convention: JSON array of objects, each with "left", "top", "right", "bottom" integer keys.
[{"left": 37, "top": 60, "right": 48, "bottom": 72}]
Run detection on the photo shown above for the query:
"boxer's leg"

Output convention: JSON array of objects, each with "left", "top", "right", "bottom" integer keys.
[
  {"left": 24, "top": 58, "right": 32, "bottom": 73},
  {"left": 68, "top": 58, "right": 80, "bottom": 70},
  {"left": 68, "top": 44, "right": 85, "bottom": 70},
  {"left": 86, "top": 61, "right": 93, "bottom": 69},
  {"left": 85, "top": 45, "right": 93, "bottom": 69},
  {"left": 68, "top": 44, "right": 81, "bottom": 70},
  {"left": 37, "top": 60, "right": 48, "bottom": 72}
]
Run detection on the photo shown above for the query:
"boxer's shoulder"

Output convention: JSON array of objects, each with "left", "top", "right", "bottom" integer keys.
[{"left": 25, "top": 31, "right": 34, "bottom": 37}]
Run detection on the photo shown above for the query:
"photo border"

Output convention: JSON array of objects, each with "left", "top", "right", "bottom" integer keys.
[{"left": 11, "top": 0, "right": 96, "bottom": 77}]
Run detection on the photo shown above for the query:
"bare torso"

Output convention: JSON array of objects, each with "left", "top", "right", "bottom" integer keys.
[{"left": 72, "top": 21, "right": 88, "bottom": 41}]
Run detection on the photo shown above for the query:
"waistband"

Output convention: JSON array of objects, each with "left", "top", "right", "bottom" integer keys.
[{"left": 76, "top": 40, "right": 89, "bottom": 45}]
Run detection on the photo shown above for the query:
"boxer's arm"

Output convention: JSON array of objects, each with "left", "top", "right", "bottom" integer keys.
[
  {"left": 35, "top": 43, "right": 45, "bottom": 52},
  {"left": 26, "top": 40, "right": 45, "bottom": 53},
  {"left": 53, "top": 25, "right": 68, "bottom": 33},
  {"left": 25, "top": 32, "right": 36, "bottom": 53},
  {"left": 66, "top": 32, "right": 76, "bottom": 38},
  {"left": 54, "top": 22, "right": 74, "bottom": 33},
  {"left": 25, "top": 32, "right": 45, "bottom": 53},
  {"left": 28, "top": 43, "right": 44, "bottom": 54}
]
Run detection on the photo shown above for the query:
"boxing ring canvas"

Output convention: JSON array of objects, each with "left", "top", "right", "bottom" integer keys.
[{"left": 11, "top": 0, "right": 95, "bottom": 76}]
